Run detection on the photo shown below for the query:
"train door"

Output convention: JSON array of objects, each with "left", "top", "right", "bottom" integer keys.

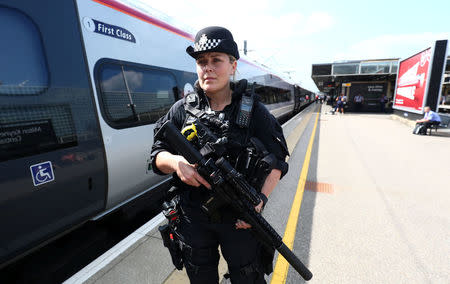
[{"left": 0, "top": 0, "right": 106, "bottom": 265}]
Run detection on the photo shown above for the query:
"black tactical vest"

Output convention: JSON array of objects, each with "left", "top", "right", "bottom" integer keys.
[{"left": 183, "top": 80, "right": 251, "bottom": 165}]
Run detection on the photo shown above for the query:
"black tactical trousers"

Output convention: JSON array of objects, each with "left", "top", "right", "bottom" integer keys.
[{"left": 177, "top": 214, "right": 266, "bottom": 284}]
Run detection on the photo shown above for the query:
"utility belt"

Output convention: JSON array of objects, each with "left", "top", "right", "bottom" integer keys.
[{"left": 169, "top": 185, "right": 240, "bottom": 224}]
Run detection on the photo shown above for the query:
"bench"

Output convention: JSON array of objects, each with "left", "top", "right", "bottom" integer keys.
[{"left": 428, "top": 116, "right": 450, "bottom": 135}]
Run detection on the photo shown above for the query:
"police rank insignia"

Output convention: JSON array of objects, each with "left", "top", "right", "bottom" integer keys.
[
  {"left": 199, "top": 34, "right": 208, "bottom": 45},
  {"left": 194, "top": 34, "right": 222, "bottom": 52}
]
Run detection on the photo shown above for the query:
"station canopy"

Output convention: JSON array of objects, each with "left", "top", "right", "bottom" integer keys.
[{"left": 311, "top": 59, "right": 399, "bottom": 93}]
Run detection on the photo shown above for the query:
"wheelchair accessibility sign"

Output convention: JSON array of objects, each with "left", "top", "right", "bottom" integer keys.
[{"left": 30, "top": 161, "right": 55, "bottom": 186}]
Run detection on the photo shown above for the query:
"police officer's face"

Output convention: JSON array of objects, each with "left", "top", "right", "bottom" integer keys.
[{"left": 196, "top": 52, "right": 237, "bottom": 94}]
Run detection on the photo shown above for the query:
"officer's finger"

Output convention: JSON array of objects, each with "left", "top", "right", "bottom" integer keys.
[
  {"left": 235, "top": 219, "right": 252, "bottom": 229},
  {"left": 177, "top": 163, "right": 201, "bottom": 187},
  {"left": 182, "top": 176, "right": 201, "bottom": 187},
  {"left": 237, "top": 222, "right": 251, "bottom": 229},
  {"left": 195, "top": 172, "right": 211, "bottom": 189},
  {"left": 254, "top": 202, "right": 263, "bottom": 213}
]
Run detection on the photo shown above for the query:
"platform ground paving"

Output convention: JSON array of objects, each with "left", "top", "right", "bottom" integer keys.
[{"left": 285, "top": 105, "right": 450, "bottom": 283}]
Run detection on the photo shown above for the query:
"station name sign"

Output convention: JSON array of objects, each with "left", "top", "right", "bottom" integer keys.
[
  {"left": 367, "top": 85, "right": 384, "bottom": 92},
  {"left": 83, "top": 17, "right": 136, "bottom": 43}
]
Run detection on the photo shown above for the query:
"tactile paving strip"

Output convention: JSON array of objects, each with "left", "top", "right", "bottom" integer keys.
[{"left": 305, "top": 181, "right": 334, "bottom": 194}]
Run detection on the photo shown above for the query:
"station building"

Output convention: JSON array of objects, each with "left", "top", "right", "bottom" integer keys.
[{"left": 311, "top": 58, "right": 399, "bottom": 112}]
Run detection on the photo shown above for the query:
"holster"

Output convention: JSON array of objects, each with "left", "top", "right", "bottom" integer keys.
[{"left": 158, "top": 224, "right": 184, "bottom": 270}]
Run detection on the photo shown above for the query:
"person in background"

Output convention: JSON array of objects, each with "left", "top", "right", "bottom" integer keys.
[
  {"left": 413, "top": 106, "right": 441, "bottom": 135},
  {"left": 335, "top": 94, "right": 344, "bottom": 114},
  {"left": 331, "top": 95, "right": 339, "bottom": 113},
  {"left": 342, "top": 93, "right": 347, "bottom": 109},
  {"left": 354, "top": 94, "right": 364, "bottom": 112},
  {"left": 380, "top": 95, "right": 388, "bottom": 113}
]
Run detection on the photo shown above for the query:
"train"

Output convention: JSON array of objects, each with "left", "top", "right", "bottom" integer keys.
[{"left": 0, "top": 0, "right": 315, "bottom": 267}]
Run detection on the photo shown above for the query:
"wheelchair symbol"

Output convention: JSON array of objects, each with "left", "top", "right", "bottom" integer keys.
[
  {"left": 30, "top": 161, "right": 55, "bottom": 186},
  {"left": 35, "top": 166, "right": 52, "bottom": 182}
]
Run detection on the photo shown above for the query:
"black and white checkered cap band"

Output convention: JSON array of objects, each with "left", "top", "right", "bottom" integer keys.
[{"left": 194, "top": 38, "right": 222, "bottom": 52}]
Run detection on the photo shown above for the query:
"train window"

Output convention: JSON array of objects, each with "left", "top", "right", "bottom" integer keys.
[
  {"left": 0, "top": 7, "right": 49, "bottom": 95},
  {"left": 97, "top": 62, "right": 177, "bottom": 128},
  {"left": 0, "top": 8, "right": 80, "bottom": 162},
  {"left": 99, "top": 65, "right": 134, "bottom": 123},
  {"left": 124, "top": 67, "right": 177, "bottom": 124}
]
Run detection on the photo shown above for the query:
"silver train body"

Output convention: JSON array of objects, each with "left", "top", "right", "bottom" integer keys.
[{"left": 0, "top": 0, "right": 314, "bottom": 266}]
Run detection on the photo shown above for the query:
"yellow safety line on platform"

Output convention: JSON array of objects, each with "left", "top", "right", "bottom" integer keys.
[{"left": 271, "top": 110, "right": 320, "bottom": 284}]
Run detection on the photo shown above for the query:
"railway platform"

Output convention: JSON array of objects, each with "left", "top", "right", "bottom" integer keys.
[{"left": 64, "top": 103, "right": 450, "bottom": 284}]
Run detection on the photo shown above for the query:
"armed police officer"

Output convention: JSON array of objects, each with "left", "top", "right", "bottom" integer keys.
[{"left": 151, "top": 26, "right": 289, "bottom": 284}]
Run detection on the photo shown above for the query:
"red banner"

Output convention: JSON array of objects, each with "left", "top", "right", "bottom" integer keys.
[{"left": 393, "top": 48, "right": 432, "bottom": 113}]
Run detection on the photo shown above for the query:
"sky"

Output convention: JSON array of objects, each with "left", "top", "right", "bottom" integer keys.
[{"left": 125, "top": 0, "right": 449, "bottom": 91}]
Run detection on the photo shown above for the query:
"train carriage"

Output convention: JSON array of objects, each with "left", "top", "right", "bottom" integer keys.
[{"left": 0, "top": 0, "right": 312, "bottom": 266}]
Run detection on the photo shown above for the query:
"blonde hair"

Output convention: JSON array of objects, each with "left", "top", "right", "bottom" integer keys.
[{"left": 228, "top": 55, "right": 237, "bottom": 81}]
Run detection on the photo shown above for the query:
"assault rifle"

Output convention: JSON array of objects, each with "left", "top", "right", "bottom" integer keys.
[{"left": 155, "top": 120, "right": 313, "bottom": 281}]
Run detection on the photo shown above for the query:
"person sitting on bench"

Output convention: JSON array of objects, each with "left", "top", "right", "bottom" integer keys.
[{"left": 413, "top": 106, "right": 441, "bottom": 134}]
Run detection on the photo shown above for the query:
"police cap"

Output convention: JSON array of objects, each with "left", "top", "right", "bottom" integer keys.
[{"left": 186, "top": 26, "right": 240, "bottom": 60}]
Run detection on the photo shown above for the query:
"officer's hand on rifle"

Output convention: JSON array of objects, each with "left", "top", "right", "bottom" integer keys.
[
  {"left": 175, "top": 157, "right": 211, "bottom": 189},
  {"left": 235, "top": 169, "right": 281, "bottom": 230},
  {"left": 236, "top": 200, "right": 264, "bottom": 229},
  {"left": 155, "top": 151, "right": 211, "bottom": 189}
]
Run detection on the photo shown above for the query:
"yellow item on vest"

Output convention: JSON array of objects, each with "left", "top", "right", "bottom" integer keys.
[{"left": 181, "top": 124, "right": 198, "bottom": 141}]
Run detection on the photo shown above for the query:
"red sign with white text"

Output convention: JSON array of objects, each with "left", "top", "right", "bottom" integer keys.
[{"left": 393, "top": 48, "right": 431, "bottom": 112}]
